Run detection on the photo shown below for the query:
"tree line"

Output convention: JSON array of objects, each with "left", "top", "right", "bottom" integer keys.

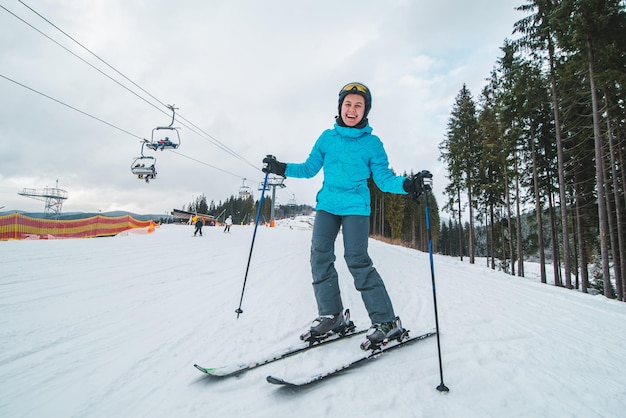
[
  {"left": 183, "top": 193, "right": 313, "bottom": 225},
  {"left": 181, "top": 182, "right": 441, "bottom": 254},
  {"left": 368, "top": 176, "right": 441, "bottom": 253},
  {"left": 439, "top": 0, "right": 625, "bottom": 301}
]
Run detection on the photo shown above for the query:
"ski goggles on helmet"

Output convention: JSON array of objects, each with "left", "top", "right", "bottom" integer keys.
[{"left": 339, "top": 82, "right": 370, "bottom": 96}]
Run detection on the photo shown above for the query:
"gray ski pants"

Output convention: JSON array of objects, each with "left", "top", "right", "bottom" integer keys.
[{"left": 310, "top": 210, "right": 396, "bottom": 324}]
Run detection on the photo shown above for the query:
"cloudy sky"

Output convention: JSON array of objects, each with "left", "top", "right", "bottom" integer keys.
[{"left": 0, "top": 0, "right": 524, "bottom": 215}]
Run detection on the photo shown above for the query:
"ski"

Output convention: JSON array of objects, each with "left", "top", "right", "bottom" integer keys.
[
  {"left": 193, "top": 328, "right": 368, "bottom": 377},
  {"left": 266, "top": 331, "right": 436, "bottom": 387}
]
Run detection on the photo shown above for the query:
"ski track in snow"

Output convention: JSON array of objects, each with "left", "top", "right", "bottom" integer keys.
[{"left": 1, "top": 220, "right": 626, "bottom": 417}]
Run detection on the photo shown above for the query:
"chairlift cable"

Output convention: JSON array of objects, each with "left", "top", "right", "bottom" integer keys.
[
  {"left": 16, "top": 0, "right": 168, "bottom": 112},
  {"left": 174, "top": 113, "right": 259, "bottom": 171},
  {"left": 13, "top": 0, "right": 260, "bottom": 172},
  {"left": 0, "top": 73, "right": 252, "bottom": 182},
  {"left": 0, "top": 73, "right": 144, "bottom": 140},
  {"left": 169, "top": 150, "right": 244, "bottom": 179},
  {"left": 2, "top": 3, "right": 166, "bottom": 119}
]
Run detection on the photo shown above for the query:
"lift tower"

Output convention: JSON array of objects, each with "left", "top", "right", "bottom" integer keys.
[
  {"left": 259, "top": 176, "right": 285, "bottom": 222},
  {"left": 18, "top": 180, "right": 69, "bottom": 217}
]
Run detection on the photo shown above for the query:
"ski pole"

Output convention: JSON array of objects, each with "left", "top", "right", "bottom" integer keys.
[
  {"left": 235, "top": 171, "right": 269, "bottom": 318},
  {"left": 422, "top": 175, "right": 449, "bottom": 392}
]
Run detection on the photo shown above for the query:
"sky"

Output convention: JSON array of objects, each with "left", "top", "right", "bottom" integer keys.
[
  {"left": 2, "top": 219, "right": 625, "bottom": 417},
  {"left": 0, "top": 0, "right": 525, "bottom": 215}
]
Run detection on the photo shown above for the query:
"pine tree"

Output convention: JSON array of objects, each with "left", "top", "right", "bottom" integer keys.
[
  {"left": 440, "top": 85, "right": 480, "bottom": 264},
  {"left": 554, "top": 0, "right": 626, "bottom": 298},
  {"left": 515, "top": 0, "right": 573, "bottom": 287}
]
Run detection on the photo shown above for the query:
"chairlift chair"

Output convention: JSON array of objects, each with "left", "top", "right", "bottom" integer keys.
[
  {"left": 131, "top": 155, "right": 157, "bottom": 183},
  {"left": 144, "top": 127, "right": 180, "bottom": 151},
  {"left": 239, "top": 179, "right": 252, "bottom": 199},
  {"left": 144, "top": 104, "right": 181, "bottom": 151}
]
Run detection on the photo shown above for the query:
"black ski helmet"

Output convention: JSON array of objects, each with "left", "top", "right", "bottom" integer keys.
[{"left": 337, "top": 82, "right": 372, "bottom": 124}]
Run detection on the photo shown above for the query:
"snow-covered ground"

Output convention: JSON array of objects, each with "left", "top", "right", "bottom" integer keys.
[{"left": 2, "top": 218, "right": 625, "bottom": 417}]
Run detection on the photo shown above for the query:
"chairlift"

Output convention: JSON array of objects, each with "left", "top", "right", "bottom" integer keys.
[
  {"left": 131, "top": 154, "right": 157, "bottom": 183},
  {"left": 239, "top": 179, "right": 252, "bottom": 199},
  {"left": 144, "top": 105, "right": 181, "bottom": 151}
]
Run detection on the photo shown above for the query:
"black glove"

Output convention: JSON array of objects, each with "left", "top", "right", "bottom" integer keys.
[
  {"left": 403, "top": 170, "right": 433, "bottom": 201},
  {"left": 262, "top": 155, "right": 286, "bottom": 177}
]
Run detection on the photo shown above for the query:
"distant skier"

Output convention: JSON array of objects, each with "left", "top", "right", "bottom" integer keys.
[
  {"left": 194, "top": 218, "right": 203, "bottom": 237},
  {"left": 224, "top": 215, "right": 232, "bottom": 233},
  {"left": 262, "top": 82, "right": 431, "bottom": 350}
]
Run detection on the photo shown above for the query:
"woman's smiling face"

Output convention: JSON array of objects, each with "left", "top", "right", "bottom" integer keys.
[{"left": 340, "top": 93, "right": 366, "bottom": 127}]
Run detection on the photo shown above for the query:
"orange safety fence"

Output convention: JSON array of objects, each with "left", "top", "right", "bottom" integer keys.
[{"left": 0, "top": 213, "right": 156, "bottom": 241}]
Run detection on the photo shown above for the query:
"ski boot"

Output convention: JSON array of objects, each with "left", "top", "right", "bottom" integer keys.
[
  {"left": 300, "top": 309, "right": 356, "bottom": 345},
  {"left": 360, "top": 316, "right": 408, "bottom": 351}
]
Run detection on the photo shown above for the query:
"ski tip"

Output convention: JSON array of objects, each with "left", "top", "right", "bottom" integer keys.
[
  {"left": 266, "top": 375, "right": 282, "bottom": 384},
  {"left": 266, "top": 375, "right": 290, "bottom": 386},
  {"left": 193, "top": 364, "right": 211, "bottom": 374}
]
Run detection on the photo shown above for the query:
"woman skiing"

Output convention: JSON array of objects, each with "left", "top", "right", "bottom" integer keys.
[{"left": 262, "top": 82, "right": 430, "bottom": 350}]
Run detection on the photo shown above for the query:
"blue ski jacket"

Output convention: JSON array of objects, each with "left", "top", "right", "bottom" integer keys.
[{"left": 284, "top": 123, "right": 407, "bottom": 216}]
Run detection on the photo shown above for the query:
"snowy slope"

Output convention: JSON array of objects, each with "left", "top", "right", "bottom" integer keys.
[{"left": 1, "top": 220, "right": 625, "bottom": 417}]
